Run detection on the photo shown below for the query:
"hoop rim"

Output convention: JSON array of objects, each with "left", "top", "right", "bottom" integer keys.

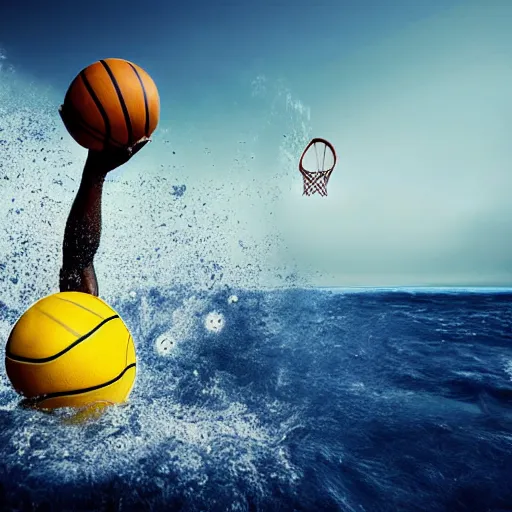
[{"left": 298, "top": 137, "right": 337, "bottom": 174}]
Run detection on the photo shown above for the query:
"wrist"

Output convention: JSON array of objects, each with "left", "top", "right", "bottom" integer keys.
[
  {"left": 82, "top": 161, "right": 107, "bottom": 185},
  {"left": 84, "top": 152, "right": 111, "bottom": 174}
]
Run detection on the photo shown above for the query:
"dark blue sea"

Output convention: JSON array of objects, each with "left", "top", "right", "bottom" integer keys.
[{"left": 1, "top": 287, "right": 511, "bottom": 512}]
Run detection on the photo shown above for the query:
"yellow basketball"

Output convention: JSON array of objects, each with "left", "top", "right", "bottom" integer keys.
[{"left": 4, "top": 291, "right": 136, "bottom": 410}]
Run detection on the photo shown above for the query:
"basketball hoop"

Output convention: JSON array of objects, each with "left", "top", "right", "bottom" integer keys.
[{"left": 298, "top": 138, "right": 337, "bottom": 196}]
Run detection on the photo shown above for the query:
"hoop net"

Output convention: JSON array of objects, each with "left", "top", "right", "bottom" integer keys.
[{"left": 298, "top": 138, "right": 337, "bottom": 196}]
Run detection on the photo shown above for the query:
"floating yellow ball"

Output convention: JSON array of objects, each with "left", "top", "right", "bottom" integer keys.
[{"left": 5, "top": 291, "right": 136, "bottom": 409}]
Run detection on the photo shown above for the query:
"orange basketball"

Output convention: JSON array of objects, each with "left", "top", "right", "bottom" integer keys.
[{"left": 60, "top": 58, "right": 160, "bottom": 151}]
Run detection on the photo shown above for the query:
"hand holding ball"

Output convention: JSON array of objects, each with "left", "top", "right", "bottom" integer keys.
[{"left": 60, "top": 58, "right": 160, "bottom": 152}]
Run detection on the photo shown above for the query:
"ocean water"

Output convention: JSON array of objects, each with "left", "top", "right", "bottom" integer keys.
[
  {"left": 1, "top": 287, "right": 512, "bottom": 511},
  {"left": 1, "top": 47, "right": 512, "bottom": 511}
]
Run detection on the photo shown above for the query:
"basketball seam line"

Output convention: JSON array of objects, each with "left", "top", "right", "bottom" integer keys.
[
  {"left": 34, "top": 305, "right": 81, "bottom": 337},
  {"left": 67, "top": 108, "right": 125, "bottom": 148},
  {"left": 33, "top": 362, "right": 136, "bottom": 404},
  {"left": 125, "top": 333, "right": 130, "bottom": 367},
  {"left": 80, "top": 70, "right": 112, "bottom": 146},
  {"left": 127, "top": 63, "right": 150, "bottom": 137},
  {"left": 55, "top": 296, "right": 105, "bottom": 319},
  {"left": 62, "top": 97, "right": 125, "bottom": 147},
  {"left": 6, "top": 315, "right": 120, "bottom": 363},
  {"left": 100, "top": 60, "right": 133, "bottom": 145}
]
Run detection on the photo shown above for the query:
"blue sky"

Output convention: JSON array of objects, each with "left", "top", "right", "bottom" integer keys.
[
  {"left": 0, "top": 0, "right": 463, "bottom": 118},
  {"left": 1, "top": 0, "right": 512, "bottom": 289}
]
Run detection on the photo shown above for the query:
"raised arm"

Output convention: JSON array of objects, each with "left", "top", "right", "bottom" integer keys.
[{"left": 59, "top": 141, "right": 149, "bottom": 296}]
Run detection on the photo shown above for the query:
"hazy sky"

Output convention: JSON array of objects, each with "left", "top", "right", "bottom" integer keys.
[{"left": 1, "top": 0, "right": 512, "bottom": 289}]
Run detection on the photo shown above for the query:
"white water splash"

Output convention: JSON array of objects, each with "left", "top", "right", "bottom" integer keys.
[
  {"left": 504, "top": 359, "right": 512, "bottom": 381},
  {"left": 1, "top": 64, "right": 313, "bottom": 313},
  {"left": 204, "top": 311, "right": 225, "bottom": 333},
  {"left": 154, "top": 295, "right": 207, "bottom": 356}
]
